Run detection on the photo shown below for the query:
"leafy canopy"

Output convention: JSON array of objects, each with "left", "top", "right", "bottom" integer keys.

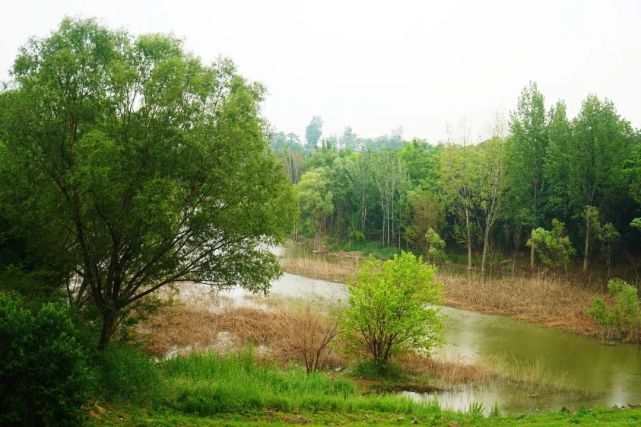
[{"left": 0, "top": 18, "right": 294, "bottom": 347}]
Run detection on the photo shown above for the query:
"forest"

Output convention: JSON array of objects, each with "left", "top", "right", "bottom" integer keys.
[{"left": 275, "top": 84, "right": 641, "bottom": 279}]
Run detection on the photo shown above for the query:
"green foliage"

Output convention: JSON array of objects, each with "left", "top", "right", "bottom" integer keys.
[
  {"left": 296, "top": 168, "right": 334, "bottom": 247},
  {"left": 0, "top": 292, "right": 93, "bottom": 426},
  {"left": 341, "top": 252, "right": 443, "bottom": 367},
  {"left": 353, "top": 359, "right": 404, "bottom": 380},
  {"left": 94, "top": 343, "right": 161, "bottom": 405},
  {"left": 425, "top": 228, "right": 446, "bottom": 264},
  {"left": 589, "top": 279, "right": 641, "bottom": 340},
  {"left": 526, "top": 219, "right": 575, "bottom": 270},
  {"left": 0, "top": 18, "right": 294, "bottom": 348}
]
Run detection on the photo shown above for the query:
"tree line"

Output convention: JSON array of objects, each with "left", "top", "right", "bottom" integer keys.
[{"left": 273, "top": 83, "right": 641, "bottom": 277}]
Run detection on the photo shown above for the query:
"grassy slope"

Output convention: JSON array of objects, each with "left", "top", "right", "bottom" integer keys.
[{"left": 88, "top": 351, "right": 641, "bottom": 426}]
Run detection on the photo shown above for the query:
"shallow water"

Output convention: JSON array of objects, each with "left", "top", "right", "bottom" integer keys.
[{"left": 187, "top": 247, "right": 641, "bottom": 414}]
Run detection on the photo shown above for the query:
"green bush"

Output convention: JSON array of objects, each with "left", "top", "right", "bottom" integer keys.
[
  {"left": 94, "top": 343, "right": 161, "bottom": 405},
  {"left": 589, "top": 279, "right": 641, "bottom": 340},
  {"left": 0, "top": 292, "right": 93, "bottom": 426},
  {"left": 341, "top": 252, "right": 443, "bottom": 367}
]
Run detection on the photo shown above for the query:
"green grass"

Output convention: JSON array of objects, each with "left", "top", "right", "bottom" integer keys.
[
  {"left": 88, "top": 349, "right": 641, "bottom": 426},
  {"left": 159, "top": 351, "right": 437, "bottom": 416}
]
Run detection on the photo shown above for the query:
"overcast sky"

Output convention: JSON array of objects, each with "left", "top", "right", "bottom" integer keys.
[{"left": 2, "top": 0, "right": 640, "bottom": 142}]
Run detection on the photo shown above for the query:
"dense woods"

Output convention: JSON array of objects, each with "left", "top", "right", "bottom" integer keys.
[{"left": 275, "top": 83, "right": 641, "bottom": 278}]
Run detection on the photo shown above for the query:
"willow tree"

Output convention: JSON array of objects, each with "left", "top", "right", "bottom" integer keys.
[{"left": 0, "top": 19, "right": 294, "bottom": 349}]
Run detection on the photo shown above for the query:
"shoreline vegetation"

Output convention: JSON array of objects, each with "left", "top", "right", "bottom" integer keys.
[{"left": 279, "top": 249, "right": 604, "bottom": 339}]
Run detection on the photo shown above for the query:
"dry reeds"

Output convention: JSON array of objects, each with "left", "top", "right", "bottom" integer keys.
[
  {"left": 280, "top": 256, "right": 358, "bottom": 283},
  {"left": 396, "top": 353, "right": 491, "bottom": 386},
  {"left": 281, "top": 255, "right": 603, "bottom": 337},
  {"left": 138, "top": 302, "right": 346, "bottom": 370},
  {"left": 440, "top": 272, "right": 600, "bottom": 336}
]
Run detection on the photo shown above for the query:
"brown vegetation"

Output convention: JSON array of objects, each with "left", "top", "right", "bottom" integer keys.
[
  {"left": 280, "top": 256, "right": 358, "bottom": 283},
  {"left": 442, "top": 272, "right": 600, "bottom": 336},
  {"left": 137, "top": 302, "right": 345, "bottom": 370},
  {"left": 280, "top": 254, "right": 602, "bottom": 337}
]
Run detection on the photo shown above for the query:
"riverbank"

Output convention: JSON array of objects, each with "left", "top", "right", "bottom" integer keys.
[
  {"left": 92, "top": 402, "right": 641, "bottom": 426},
  {"left": 280, "top": 255, "right": 601, "bottom": 338}
]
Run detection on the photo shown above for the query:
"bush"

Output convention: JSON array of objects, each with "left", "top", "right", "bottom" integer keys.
[
  {"left": 589, "top": 279, "right": 641, "bottom": 340},
  {"left": 94, "top": 343, "right": 161, "bottom": 405},
  {"left": 341, "top": 252, "right": 443, "bottom": 367},
  {"left": 0, "top": 292, "right": 93, "bottom": 426},
  {"left": 527, "top": 219, "right": 575, "bottom": 272}
]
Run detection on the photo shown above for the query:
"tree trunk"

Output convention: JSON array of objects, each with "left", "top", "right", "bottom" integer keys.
[
  {"left": 481, "top": 227, "right": 490, "bottom": 273},
  {"left": 465, "top": 205, "right": 472, "bottom": 271},
  {"left": 98, "top": 308, "right": 117, "bottom": 351},
  {"left": 583, "top": 217, "right": 590, "bottom": 271},
  {"left": 530, "top": 241, "right": 535, "bottom": 270}
]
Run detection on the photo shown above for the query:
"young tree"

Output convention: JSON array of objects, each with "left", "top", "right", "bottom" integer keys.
[
  {"left": 440, "top": 144, "right": 476, "bottom": 271},
  {"left": 569, "top": 96, "right": 633, "bottom": 271},
  {"left": 404, "top": 190, "right": 441, "bottom": 256},
  {"left": 341, "top": 252, "right": 443, "bottom": 367},
  {"left": 0, "top": 19, "right": 294, "bottom": 349},
  {"left": 526, "top": 219, "right": 575, "bottom": 273},
  {"left": 473, "top": 136, "right": 507, "bottom": 272},
  {"left": 296, "top": 168, "right": 334, "bottom": 250},
  {"left": 506, "top": 82, "right": 549, "bottom": 269},
  {"left": 305, "top": 116, "right": 323, "bottom": 151},
  {"left": 424, "top": 228, "right": 446, "bottom": 265}
]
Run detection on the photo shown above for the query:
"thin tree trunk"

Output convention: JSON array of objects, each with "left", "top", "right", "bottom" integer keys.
[
  {"left": 583, "top": 217, "right": 590, "bottom": 271},
  {"left": 481, "top": 227, "right": 490, "bottom": 273},
  {"left": 465, "top": 205, "right": 472, "bottom": 271}
]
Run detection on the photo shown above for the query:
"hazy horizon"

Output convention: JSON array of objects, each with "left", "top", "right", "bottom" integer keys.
[{"left": 2, "top": 0, "right": 639, "bottom": 143}]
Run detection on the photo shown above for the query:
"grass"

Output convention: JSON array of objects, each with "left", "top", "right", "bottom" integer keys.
[{"left": 87, "top": 348, "right": 641, "bottom": 426}]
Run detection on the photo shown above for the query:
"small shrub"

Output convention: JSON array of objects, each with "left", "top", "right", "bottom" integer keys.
[
  {"left": 527, "top": 219, "right": 575, "bottom": 272},
  {"left": 425, "top": 228, "right": 446, "bottom": 264},
  {"left": 275, "top": 305, "right": 339, "bottom": 373},
  {"left": 0, "top": 292, "right": 93, "bottom": 426},
  {"left": 589, "top": 279, "right": 641, "bottom": 340},
  {"left": 341, "top": 252, "right": 444, "bottom": 368}
]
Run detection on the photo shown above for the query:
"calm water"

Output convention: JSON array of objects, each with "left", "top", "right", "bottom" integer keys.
[{"left": 230, "top": 265, "right": 641, "bottom": 414}]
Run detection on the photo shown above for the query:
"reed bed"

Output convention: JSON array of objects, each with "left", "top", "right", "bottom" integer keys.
[{"left": 280, "top": 255, "right": 602, "bottom": 337}]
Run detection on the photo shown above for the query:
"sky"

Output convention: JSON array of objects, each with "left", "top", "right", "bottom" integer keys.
[{"left": 1, "top": 0, "right": 640, "bottom": 143}]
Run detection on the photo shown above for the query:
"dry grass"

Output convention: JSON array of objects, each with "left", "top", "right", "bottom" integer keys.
[
  {"left": 137, "top": 302, "right": 347, "bottom": 369},
  {"left": 280, "top": 256, "right": 358, "bottom": 283},
  {"left": 441, "top": 272, "right": 600, "bottom": 336},
  {"left": 396, "top": 352, "right": 491, "bottom": 386},
  {"left": 281, "top": 255, "right": 602, "bottom": 337}
]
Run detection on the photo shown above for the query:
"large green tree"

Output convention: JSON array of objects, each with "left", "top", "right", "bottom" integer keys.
[
  {"left": 0, "top": 18, "right": 293, "bottom": 349},
  {"left": 506, "top": 82, "right": 549, "bottom": 269},
  {"left": 568, "top": 96, "right": 633, "bottom": 270}
]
